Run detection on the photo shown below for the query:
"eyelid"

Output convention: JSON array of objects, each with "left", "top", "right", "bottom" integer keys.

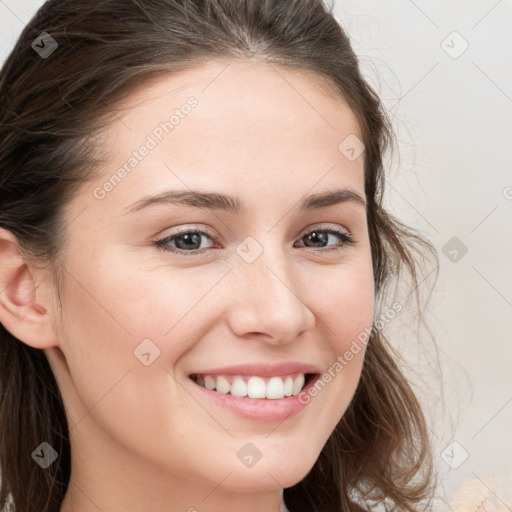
[
  {"left": 154, "top": 222, "right": 355, "bottom": 256},
  {"left": 155, "top": 222, "right": 350, "bottom": 241},
  {"left": 302, "top": 222, "right": 350, "bottom": 234},
  {"left": 154, "top": 223, "right": 216, "bottom": 240}
]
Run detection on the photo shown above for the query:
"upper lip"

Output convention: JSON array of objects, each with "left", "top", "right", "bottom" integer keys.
[{"left": 188, "top": 362, "right": 321, "bottom": 378}]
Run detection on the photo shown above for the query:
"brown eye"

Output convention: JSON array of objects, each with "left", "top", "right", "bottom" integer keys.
[
  {"left": 295, "top": 228, "right": 355, "bottom": 252},
  {"left": 155, "top": 229, "right": 215, "bottom": 255},
  {"left": 154, "top": 226, "right": 355, "bottom": 256}
]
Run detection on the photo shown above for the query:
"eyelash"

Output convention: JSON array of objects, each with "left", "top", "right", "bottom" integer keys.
[{"left": 154, "top": 225, "right": 356, "bottom": 256}]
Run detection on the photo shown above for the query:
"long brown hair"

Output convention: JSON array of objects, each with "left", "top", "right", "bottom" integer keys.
[{"left": 0, "top": 1, "right": 439, "bottom": 511}]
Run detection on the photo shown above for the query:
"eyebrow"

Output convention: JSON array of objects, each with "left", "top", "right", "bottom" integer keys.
[{"left": 123, "top": 187, "right": 366, "bottom": 215}]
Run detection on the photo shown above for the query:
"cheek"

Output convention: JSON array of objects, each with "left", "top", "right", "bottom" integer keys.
[
  {"left": 55, "top": 266, "right": 207, "bottom": 470},
  {"left": 306, "top": 259, "right": 374, "bottom": 394},
  {"left": 55, "top": 256, "right": 221, "bottom": 430},
  {"left": 286, "top": 259, "right": 375, "bottom": 456},
  {"left": 313, "top": 259, "right": 375, "bottom": 350}
]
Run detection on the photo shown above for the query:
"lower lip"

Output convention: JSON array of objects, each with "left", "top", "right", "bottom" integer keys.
[{"left": 188, "top": 374, "right": 321, "bottom": 422}]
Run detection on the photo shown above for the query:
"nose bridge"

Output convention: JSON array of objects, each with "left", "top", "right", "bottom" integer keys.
[{"left": 226, "top": 233, "right": 315, "bottom": 342}]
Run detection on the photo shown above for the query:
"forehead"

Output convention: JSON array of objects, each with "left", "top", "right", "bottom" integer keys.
[
  {"left": 105, "top": 58, "right": 362, "bottom": 150},
  {"left": 86, "top": 59, "right": 365, "bottom": 215}
]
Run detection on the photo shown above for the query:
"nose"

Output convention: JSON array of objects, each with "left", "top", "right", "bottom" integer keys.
[{"left": 225, "top": 244, "right": 316, "bottom": 345}]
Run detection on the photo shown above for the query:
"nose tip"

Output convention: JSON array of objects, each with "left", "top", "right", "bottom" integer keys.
[{"left": 226, "top": 261, "right": 316, "bottom": 344}]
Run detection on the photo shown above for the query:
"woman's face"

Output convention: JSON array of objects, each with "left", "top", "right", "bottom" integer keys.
[{"left": 46, "top": 59, "right": 374, "bottom": 508}]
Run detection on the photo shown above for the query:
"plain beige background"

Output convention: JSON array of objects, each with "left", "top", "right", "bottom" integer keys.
[{"left": 0, "top": 0, "right": 511, "bottom": 506}]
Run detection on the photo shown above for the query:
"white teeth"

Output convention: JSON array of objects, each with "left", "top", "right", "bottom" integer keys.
[
  {"left": 230, "top": 377, "right": 248, "bottom": 397},
  {"left": 266, "top": 376, "right": 284, "bottom": 399},
  {"left": 283, "top": 376, "right": 293, "bottom": 397},
  {"left": 292, "top": 374, "right": 305, "bottom": 396},
  {"left": 248, "top": 376, "right": 266, "bottom": 398},
  {"left": 216, "top": 375, "right": 230, "bottom": 394},
  {"left": 204, "top": 375, "right": 216, "bottom": 390},
  {"left": 193, "top": 373, "right": 308, "bottom": 399}
]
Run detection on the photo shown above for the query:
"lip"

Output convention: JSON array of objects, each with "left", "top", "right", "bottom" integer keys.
[
  {"left": 187, "top": 372, "right": 322, "bottom": 423},
  {"left": 187, "top": 362, "right": 321, "bottom": 378}
]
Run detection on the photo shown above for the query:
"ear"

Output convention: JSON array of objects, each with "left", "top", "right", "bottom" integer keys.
[{"left": 0, "top": 228, "right": 58, "bottom": 349}]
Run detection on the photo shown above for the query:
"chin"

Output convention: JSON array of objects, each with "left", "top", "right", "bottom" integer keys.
[
  {"left": 218, "top": 450, "right": 319, "bottom": 492},
  {"left": 218, "top": 466, "right": 314, "bottom": 493}
]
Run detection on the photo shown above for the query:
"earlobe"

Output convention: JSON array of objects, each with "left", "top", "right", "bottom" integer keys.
[{"left": 0, "top": 228, "right": 57, "bottom": 349}]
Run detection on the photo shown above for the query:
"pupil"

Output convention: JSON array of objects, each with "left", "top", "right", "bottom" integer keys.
[
  {"left": 308, "top": 231, "right": 327, "bottom": 247},
  {"left": 177, "top": 233, "right": 200, "bottom": 250}
]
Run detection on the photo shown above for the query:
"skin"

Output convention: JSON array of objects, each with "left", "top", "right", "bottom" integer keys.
[{"left": 0, "top": 58, "right": 374, "bottom": 512}]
